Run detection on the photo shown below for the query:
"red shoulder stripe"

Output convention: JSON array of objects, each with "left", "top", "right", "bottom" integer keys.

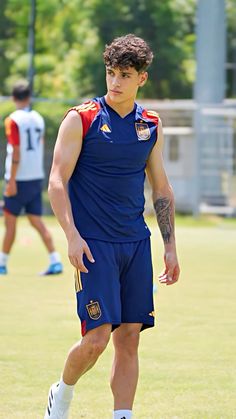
[
  {"left": 4, "top": 117, "right": 20, "bottom": 146},
  {"left": 141, "top": 109, "right": 159, "bottom": 128},
  {"left": 64, "top": 101, "right": 101, "bottom": 139}
]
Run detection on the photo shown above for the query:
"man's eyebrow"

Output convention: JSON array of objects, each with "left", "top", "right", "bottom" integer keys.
[
  {"left": 106, "top": 67, "right": 133, "bottom": 75},
  {"left": 120, "top": 70, "right": 132, "bottom": 75}
]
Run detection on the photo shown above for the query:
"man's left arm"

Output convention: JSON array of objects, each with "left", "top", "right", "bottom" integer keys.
[{"left": 146, "top": 118, "right": 180, "bottom": 285}]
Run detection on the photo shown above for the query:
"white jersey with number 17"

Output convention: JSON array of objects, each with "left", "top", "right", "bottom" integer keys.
[{"left": 5, "top": 109, "right": 45, "bottom": 181}]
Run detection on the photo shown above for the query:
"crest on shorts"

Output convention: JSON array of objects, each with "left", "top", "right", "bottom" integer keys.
[
  {"left": 86, "top": 300, "right": 101, "bottom": 320},
  {"left": 135, "top": 122, "right": 150, "bottom": 141}
]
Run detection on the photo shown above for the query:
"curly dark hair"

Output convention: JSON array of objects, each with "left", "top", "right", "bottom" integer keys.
[{"left": 103, "top": 34, "right": 153, "bottom": 73}]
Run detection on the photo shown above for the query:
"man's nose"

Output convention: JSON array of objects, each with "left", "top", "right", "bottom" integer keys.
[{"left": 112, "top": 77, "right": 120, "bottom": 87}]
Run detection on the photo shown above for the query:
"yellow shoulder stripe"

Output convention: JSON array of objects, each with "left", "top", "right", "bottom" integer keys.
[
  {"left": 146, "top": 110, "right": 159, "bottom": 117},
  {"left": 75, "top": 101, "right": 97, "bottom": 113}
]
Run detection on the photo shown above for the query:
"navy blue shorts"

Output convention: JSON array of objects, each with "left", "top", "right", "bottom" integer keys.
[
  {"left": 75, "top": 238, "right": 155, "bottom": 336},
  {"left": 3, "top": 180, "right": 43, "bottom": 216}
]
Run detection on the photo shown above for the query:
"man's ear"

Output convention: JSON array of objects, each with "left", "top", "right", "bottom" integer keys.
[{"left": 138, "top": 72, "right": 148, "bottom": 87}]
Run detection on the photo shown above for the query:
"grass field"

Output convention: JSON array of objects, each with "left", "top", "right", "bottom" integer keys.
[{"left": 0, "top": 215, "right": 236, "bottom": 419}]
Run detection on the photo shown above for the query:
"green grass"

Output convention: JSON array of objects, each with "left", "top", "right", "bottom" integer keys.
[{"left": 0, "top": 216, "right": 236, "bottom": 419}]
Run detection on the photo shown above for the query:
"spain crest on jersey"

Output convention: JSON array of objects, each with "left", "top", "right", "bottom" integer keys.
[
  {"left": 135, "top": 122, "right": 151, "bottom": 141},
  {"left": 86, "top": 300, "right": 102, "bottom": 320}
]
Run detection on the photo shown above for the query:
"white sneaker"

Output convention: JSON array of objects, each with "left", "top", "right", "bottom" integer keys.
[{"left": 44, "top": 382, "right": 71, "bottom": 419}]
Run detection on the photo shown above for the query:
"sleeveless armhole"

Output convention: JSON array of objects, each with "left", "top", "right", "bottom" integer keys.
[{"left": 64, "top": 101, "right": 101, "bottom": 140}]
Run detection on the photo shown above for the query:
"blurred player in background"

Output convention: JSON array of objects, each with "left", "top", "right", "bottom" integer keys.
[
  {"left": 0, "top": 80, "right": 63, "bottom": 276},
  {"left": 44, "top": 34, "right": 180, "bottom": 419}
]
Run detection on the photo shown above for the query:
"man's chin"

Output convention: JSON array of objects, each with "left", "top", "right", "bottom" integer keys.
[{"left": 108, "top": 93, "right": 123, "bottom": 103}]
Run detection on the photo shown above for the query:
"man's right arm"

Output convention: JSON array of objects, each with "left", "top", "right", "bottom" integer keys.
[
  {"left": 48, "top": 110, "right": 94, "bottom": 272},
  {"left": 4, "top": 117, "right": 20, "bottom": 197}
]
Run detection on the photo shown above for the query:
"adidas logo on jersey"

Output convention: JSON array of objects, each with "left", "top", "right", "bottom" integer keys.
[{"left": 100, "top": 124, "right": 111, "bottom": 132}]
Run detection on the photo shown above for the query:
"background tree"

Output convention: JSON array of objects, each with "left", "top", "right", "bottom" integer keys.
[
  {"left": 90, "top": 0, "right": 196, "bottom": 99},
  {"left": 0, "top": 0, "right": 234, "bottom": 99}
]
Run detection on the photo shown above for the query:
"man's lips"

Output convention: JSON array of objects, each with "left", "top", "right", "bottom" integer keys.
[{"left": 110, "top": 89, "right": 122, "bottom": 94}]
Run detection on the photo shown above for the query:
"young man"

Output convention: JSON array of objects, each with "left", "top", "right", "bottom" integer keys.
[
  {"left": 0, "top": 81, "right": 63, "bottom": 276},
  {"left": 44, "top": 34, "right": 180, "bottom": 419}
]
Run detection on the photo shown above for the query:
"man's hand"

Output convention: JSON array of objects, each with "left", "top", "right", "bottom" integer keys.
[
  {"left": 4, "top": 179, "right": 17, "bottom": 197},
  {"left": 68, "top": 230, "right": 95, "bottom": 273},
  {"left": 158, "top": 251, "right": 180, "bottom": 286}
]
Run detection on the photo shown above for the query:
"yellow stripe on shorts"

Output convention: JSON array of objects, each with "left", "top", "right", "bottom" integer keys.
[{"left": 74, "top": 268, "right": 83, "bottom": 292}]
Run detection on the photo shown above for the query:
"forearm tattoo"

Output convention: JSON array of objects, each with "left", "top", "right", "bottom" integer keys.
[{"left": 154, "top": 197, "right": 172, "bottom": 243}]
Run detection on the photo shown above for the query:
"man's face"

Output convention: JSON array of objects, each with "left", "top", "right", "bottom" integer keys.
[{"left": 105, "top": 66, "right": 147, "bottom": 104}]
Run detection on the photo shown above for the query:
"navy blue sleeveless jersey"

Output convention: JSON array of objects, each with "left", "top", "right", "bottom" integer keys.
[{"left": 68, "top": 96, "right": 159, "bottom": 242}]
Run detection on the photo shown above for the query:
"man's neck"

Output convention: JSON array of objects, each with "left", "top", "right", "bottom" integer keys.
[
  {"left": 16, "top": 105, "right": 30, "bottom": 111},
  {"left": 104, "top": 94, "right": 135, "bottom": 118},
  {"left": 15, "top": 99, "right": 31, "bottom": 110}
]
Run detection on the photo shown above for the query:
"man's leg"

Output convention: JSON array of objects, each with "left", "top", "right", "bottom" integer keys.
[
  {"left": 0, "top": 211, "right": 17, "bottom": 274},
  {"left": 45, "top": 324, "right": 111, "bottom": 418},
  {"left": 110, "top": 323, "right": 142, "bottom": 418},
  {"left": 27, "top": 214, "right": 63, "bottom": 274},
  {"left": 63, "top": 323, "right": 112, "bottom": 384},
  {"left": 27, "top": 214, "right": 55, "bottom": 252},
  {"left": 2, "top": 211, "right": 17, "bottom": 253}
]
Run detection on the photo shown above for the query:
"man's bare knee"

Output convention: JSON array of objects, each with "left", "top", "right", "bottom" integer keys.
[
  {"left": 114, "top": 327, "right": 140, "bottom": 356},
  {"left": 86, "top": 337, "right": 108, "bottom": 359},
  {"left": 85, "top": 325, "right": 111, "bottom": 357},
  {"left": 69, "top": 326, "right": 111, "bottom": 365},
  {"left": 28, "top": 215, "right": 41, "bottom": 229}
]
